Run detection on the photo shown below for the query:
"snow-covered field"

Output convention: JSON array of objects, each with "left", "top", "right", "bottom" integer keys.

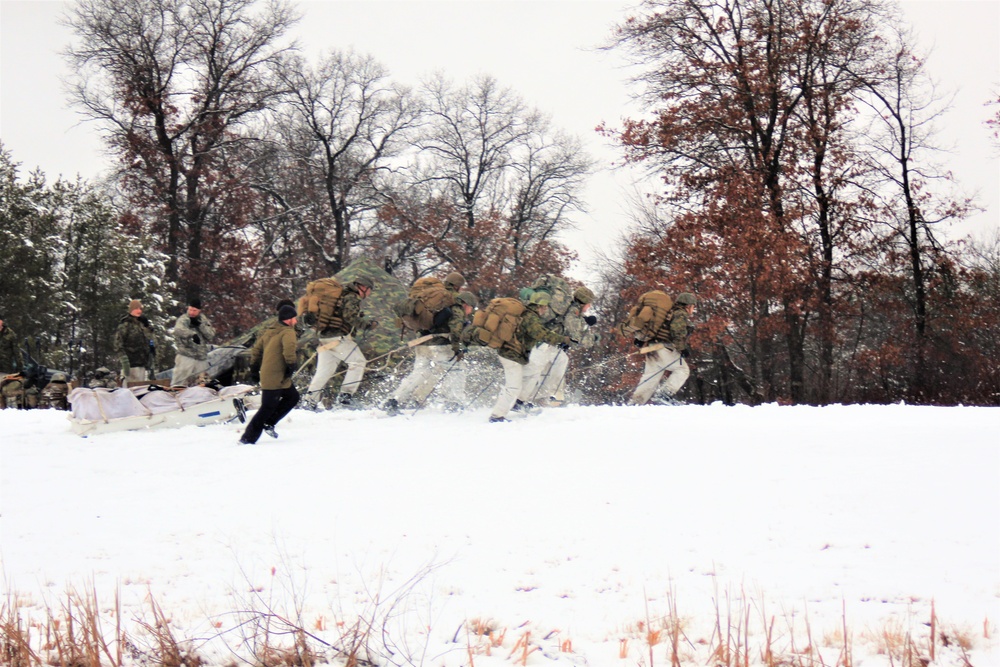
[{"left": 1, "top": 403, "right": 997, "bottom": 666}]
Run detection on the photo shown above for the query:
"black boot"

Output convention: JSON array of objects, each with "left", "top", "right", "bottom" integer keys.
[{"left": 382, "top": 398, "right": 400, "bottom": 416}]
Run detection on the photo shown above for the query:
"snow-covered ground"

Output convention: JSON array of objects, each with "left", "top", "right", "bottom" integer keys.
[{"left": 1, "top": 403, "right": 997, "bottom": 666}]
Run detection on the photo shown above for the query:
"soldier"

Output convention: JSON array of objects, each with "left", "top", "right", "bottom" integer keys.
[
  {"left": 87, "top": 366, "right": 119, "bottom": 389},
  {"left": 114, "top": 299, "right": 155, "bottom": 383},
  {"left": 39, "top": 372, "right": 71, "bottom": 410},
  {"left": 629, "top": 292, "right": 697, "bottom": 405},
  {"left": 383, "top": 291, "right": 477, "bottom": 415},
  {"left": 515, "top": 285, "right": 598, "bottom": 411},
  {"left": 487, "top": 291, "right": 573, "bottom": 423},
  {"left": 171, "top": 297, "right": 216, "bottom": 387},
  {"left": 0, "top": 313, "right": 23, "bottom": 376},
  {"left": 240, "top": 305, "right": 300, "bottom": 444},
  {"left": 303, "top": 276, "right": 374, "bottom": 408}
]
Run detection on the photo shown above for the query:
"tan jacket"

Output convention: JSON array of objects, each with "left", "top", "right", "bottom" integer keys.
[{"left": 250, "top": 322, "right": 298, "bottom": 390}]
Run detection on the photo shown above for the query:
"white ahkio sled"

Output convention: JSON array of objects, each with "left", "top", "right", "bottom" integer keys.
[{"left": 67, "top": 384, "right": 260, "bottom": 437}]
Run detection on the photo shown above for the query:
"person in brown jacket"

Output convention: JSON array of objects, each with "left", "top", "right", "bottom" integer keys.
[{"left": 240, "top": 305, "right": 300, "bottom": 444}]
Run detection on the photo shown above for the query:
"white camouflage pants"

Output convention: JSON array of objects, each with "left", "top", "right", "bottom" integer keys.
[
  {"left": 308, "top": 335, "right": 367, "bottom": 396},
  {"left": 518, "top": 343, "right": 568, "bottom": 405},
  {"left": 492, "top": 356, "right": 542, "bottom": 419},
  {"left": 393, "top": 345, "right": 465, "bottom": 404},
  {"left": 171, "top": 355, "right": 208, "bottom": 387},
  {"left": 124, "top": 366, "right": 148, "bottom": 384},
  {"left": 630, "top": 346, "right": 690, "bottom": 405}
]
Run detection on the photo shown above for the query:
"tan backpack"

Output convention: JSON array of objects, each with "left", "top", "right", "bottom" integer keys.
[
  {"left": 619, "top": 290, "right": 675, "bottom": 342},
  {"left": 299, "top": 278, "right": 345, "bottom": 331},
  {"left": 398, "top": 277, "right": 456, "bottom": 331},
  {"left": 472, "top": 297, "right": 527, "bottom": 356}
]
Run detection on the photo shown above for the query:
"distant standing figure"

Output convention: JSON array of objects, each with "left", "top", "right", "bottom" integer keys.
[
  {"left": 171, "top": 297, "right": 216, "bottom": 386},
  {"left": 114, "top": 299, "right": 154, "bottom": 383},
  {"left": 629, "top": 292, "right": 697, "bottom": 405},
  {"left": 0, "top": 313, "right": 23, "bottom": 376},
  {"left": 241, "top": 305, "right": 300, "bottom": 444}
]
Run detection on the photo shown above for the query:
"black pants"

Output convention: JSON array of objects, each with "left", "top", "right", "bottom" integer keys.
[{"left": 241, "top": 385, "right": 300, "bottom": 443}]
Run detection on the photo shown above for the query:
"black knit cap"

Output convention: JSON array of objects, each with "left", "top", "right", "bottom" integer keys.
[
  {"left": 277, "top": 304, "right": 298, "bottom": 321},
  {"left": 189, "top": 297, "right": 203, "bottom": 309}
]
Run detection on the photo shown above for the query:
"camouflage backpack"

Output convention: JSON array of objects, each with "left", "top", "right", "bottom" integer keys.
[
  {"left": 39, "top": 374, "right": 70, "bottom": 410},
  {"left": 618, "top": 290, "right": 675, "bottom": 342},
  {"left": 299, "top": 278, "right": 345, "bottom": 331},
  {"left": 472, "top": 297, "right": 527, "bottom": 356},
  {"left": 531, "top": 274, "right": 574, "bottom": 320},
  {"left": 0, "top": 374, "right": 24, "bottom": 409},
  {"left": 397, "top": 277, "right": 456, "bottom": 331}
]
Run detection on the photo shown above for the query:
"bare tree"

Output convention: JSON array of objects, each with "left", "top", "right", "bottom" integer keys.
[
  {"left": 261, "top": 49, "right": 423, "bottom": 275},
  {"left": 64, "top": 0, "right": 299, "bottom": 300}
]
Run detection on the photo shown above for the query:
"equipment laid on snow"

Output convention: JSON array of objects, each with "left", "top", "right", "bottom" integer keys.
[
  {"left": 397, "top": 277, "right": 456, "bottom": 331},
  {"left": 67, "top": 384, "right": 259, "bottom": 437},
  {"left": 472, "top": 297, "right": 527, "bottom": 356},
  {"left": 618, "top": 290, "right": 675, "bottom": 342}
]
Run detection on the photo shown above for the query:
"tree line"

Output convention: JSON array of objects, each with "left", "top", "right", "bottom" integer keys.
[{"left": 1, "top": 0, "right": 997, "bottom": 405}]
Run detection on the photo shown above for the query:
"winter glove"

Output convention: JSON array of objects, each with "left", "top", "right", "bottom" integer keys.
[
  {"left": 249, "top": 364, "right": 261, "bottom": 384},
  {"left": 452, "top": 348, "right": 465, "bottom": 362},
  {"left": 192, "top": 334, "right": 201, "bottom": 345},
  {"left": 284, "top": 363, "right": 295, "bottom": 379},
  {"left": 681, "top": 348, "right": 690, "bottom": 359},
  {"left": 634, "top": 339, "right": 645, "bottom": 348},
  {"left": 303, "top": 312, "right": 318, "bottom": 327},
  {"left": 558, "top": 340, "right": 572, "bottom": 352},
  {"left": 189, "top": 316, "right": 201, "bottom": 328},
  {"left": 584, "top": 315, "right": 597, "bottom": 326}
]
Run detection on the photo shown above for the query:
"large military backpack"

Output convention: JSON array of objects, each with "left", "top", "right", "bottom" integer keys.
[
  {"left": 299, "top": 278, "right": 345, "bottom": 331},
  {"left": 531, "top": 274, "right": 574, "bottom": 320},
  {"left": 0, "top": 374, "right": 25, "bottom": 409},
  {"left": 397, "top": 277, "right": 456, "bottom": 331},
  {"left": 618, "top": 290, "right": 675, "bottom": 342},
  {"left": 472, "top": 297, "right": 527, "bottom": 356}
]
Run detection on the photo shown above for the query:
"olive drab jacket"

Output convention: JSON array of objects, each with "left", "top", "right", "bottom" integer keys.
[
  {"left": 499, "top": 304, "right": 572, "bottom": 365},
  {"left": 0, "top": 325, "right": 22, "bottom": 374},
  {"left": 114, "top": 314, "right": 154, "bottom": 367},
  {"left": 250, "top": 321, "right": 298, "bottom": 390},
  {"left": 172, "top": 313, "right": 216, "bottom": 360}
]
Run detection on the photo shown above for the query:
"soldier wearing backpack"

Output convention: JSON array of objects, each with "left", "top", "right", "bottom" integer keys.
[
  {"left": 383, "top": 290, "right": 477, "bottom": 415},
  {"left": 302, "top": 275, "right": 374, "bottom": 409},
  {"left": 516, "top": 285, "right": 599, "bottom": 410},
  {"left": 627, "top": 292, "right": 697, "bottom": 405},
  {"left": 471, "top": 291, "right": 573, "bottom": 423}
]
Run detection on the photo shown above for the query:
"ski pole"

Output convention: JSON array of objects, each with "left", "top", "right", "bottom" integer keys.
[
  {"left": 409, "top": 353, "right": 462, "bottom": 416},
  {"left": 526, "top": 346, "right": 563, "bottom": 405}
]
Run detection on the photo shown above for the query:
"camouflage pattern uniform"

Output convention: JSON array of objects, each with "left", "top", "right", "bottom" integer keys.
[
  {"left": 491, "top": 297, "right": 571, "bottom": 421},
  {"left": 0, "top": 322, "right": 22, "bottom": 375},
  {"left": 241, "top": 319, "right": 299, "bottom": 444},
  {"left": 114, "top": 313, "right": 153, "bottom": 382},
  {"left": 306, "top": 281, "right": 370, "bottom": 404},
  {"left": 171, "top": 311, "right": 216, "bottom": 386},
  {"left": 519, "top": 287, "right": 598, "bottom": 407},
  {"left": 630, "top": 296, "right": 695, "bottom": 405}
]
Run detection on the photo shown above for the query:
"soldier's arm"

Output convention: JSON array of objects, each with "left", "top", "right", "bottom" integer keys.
[
  {"left": 525, "top": 313, "right": 570, "bottom": 347},
  {"left": 200, "top": 316, "right": 216, "bottom": 342},
  {"left": 172, "top": 316, "right": 194, "bottom": 342},
  {"left": 340, "top": 293, "right": 365, "bottom": 331},
  {"left": 447, "top": 305, "right": 465, "bottom": 352},
  {"left": 282, "top": 328, "right": 297, "bottom": 368},
  {"left": 669, "top": 311, "right": 690, "bottom": 351}
]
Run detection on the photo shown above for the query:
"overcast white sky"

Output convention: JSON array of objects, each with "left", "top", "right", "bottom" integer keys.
[{"left": 1, "top": 0, "right": 997, "bottom": 278}]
